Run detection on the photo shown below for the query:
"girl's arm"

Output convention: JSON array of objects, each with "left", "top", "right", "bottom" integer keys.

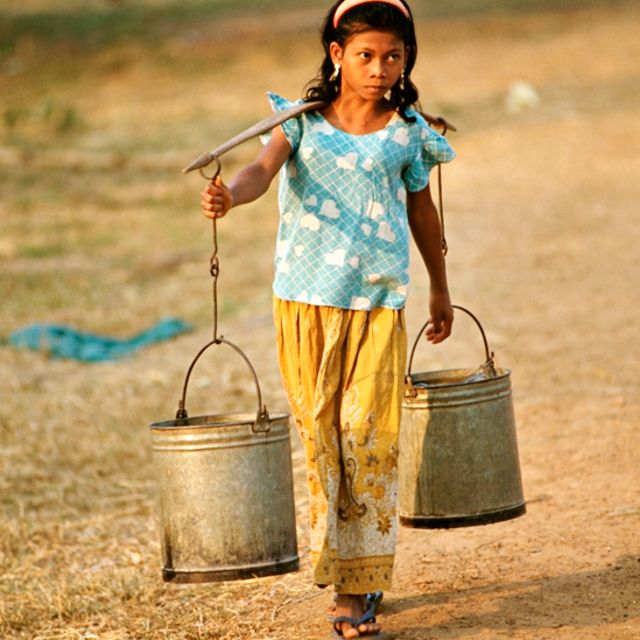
[
  {"left": 407, "top": 184, "right": 454, "bottom": 343},
  {"left": 201, "top": 126, "right": 292, "bottom": 219}
]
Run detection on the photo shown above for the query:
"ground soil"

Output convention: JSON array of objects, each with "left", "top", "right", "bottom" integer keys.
[
  {"left": 1, "top": 3, "right": 639, "bottom": 639},
  {"left": 274, "top": 5, "right": 640, "bottom": 638}
]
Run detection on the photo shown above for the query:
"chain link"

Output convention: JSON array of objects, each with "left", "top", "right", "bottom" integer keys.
[{"left": 199, "top": 157, "right": 223, "bottom": 342}]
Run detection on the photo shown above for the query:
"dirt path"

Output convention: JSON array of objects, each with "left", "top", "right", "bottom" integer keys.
[{"left": 274, "top": 6, "right": 640, "bottom": 639}]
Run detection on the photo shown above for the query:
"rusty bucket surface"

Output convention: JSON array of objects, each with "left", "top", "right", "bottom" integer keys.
[
  {"left": 399, "top": 306, "right": 526, "bottom": 529},
  {"left": 149, "top": 338, "right": 299, "bottom": 583}
]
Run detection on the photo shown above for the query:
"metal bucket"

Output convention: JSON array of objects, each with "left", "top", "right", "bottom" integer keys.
[
  {"left": 149, "top": 338, "right": 299, "bottom": 582},
  {"left": 399, "top": 306, "right": 526, "bottom": 528}
]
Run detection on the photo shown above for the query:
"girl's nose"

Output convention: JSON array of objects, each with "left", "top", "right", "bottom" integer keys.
[{"left": 370, "top": 61, "right": 387, "bottom": 78}]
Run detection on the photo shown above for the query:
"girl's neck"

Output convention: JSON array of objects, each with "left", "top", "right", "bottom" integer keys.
[{"left": 323, "top": 95, "right": 396, "bottom": 136}]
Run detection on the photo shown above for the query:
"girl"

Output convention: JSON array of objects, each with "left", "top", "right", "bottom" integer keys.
[{"left": 201, "top": 0, "right": 454, "bottom": 636}]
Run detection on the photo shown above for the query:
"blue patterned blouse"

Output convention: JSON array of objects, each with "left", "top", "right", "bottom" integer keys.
[{"left": 263, "top": 93, "right": 455, "bottom": 311}]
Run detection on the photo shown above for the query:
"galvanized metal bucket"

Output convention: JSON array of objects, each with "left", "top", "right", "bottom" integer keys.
[
  {"left": 149, "top": 338, "right": 299, "bottom": 582},
  {"left": 399, "top": 305, "right": 526, "bottom": 529}
]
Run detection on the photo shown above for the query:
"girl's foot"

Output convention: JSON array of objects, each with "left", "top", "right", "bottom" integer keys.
[
  {"left": 326, "top": 591, "right": 383, "bottom": 617},
  {"left": 333, "top": 594, "right": 382, "bottom": 637}
]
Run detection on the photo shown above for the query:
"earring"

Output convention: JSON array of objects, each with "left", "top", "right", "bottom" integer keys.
[
  {"left": 329, "top": 63, "right": 341, "bottom": 83},
  {"left": 399, "top": 70, "right": 406, "bottom": 92}
]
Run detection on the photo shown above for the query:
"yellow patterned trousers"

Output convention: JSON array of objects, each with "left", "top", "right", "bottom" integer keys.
[{"left": 273, "top": 297, "right": 407, "bottom": 594}]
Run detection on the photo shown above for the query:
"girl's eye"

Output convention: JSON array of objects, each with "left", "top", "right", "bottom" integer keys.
[{"left": 356, "top": 52, "right": 401, "bottom": 62}]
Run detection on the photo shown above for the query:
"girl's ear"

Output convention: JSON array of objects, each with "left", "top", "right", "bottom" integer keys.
[{"left": 329, "top": 41, "right": 344, "bottom": 64}]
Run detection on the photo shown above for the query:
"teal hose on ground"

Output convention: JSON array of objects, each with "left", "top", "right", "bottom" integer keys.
[{"left": 4, "top": 318, "right": 192, "bottom": 362}]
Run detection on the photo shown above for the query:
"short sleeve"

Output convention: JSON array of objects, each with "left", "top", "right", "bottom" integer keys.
[
  {"left": 403, "top": 115, "right": 456, "bottom": 193},
  {"left": 260, "top": 92, "right": 303, "bottom": 153}
]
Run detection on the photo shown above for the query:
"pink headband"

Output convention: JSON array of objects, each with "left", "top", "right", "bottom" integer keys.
[{"left": 333, "top": 0, "right": 411, "bottom": 29}]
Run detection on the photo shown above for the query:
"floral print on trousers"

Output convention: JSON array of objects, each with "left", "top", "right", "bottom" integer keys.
[{"left": 273, "top": 296, "right": 407, "bottom": 594}]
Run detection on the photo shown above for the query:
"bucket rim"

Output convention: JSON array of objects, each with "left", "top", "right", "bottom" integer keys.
[
  {"left": 150, "top": 411, "right": 290, "bottom": 430},
  {"left": 408, "top": 366, "right": 511, "bottom": 391}
]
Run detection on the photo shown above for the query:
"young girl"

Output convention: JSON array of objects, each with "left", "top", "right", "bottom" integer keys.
[{"left": 201, "top": 1, "right": 454, "bottom": 636}]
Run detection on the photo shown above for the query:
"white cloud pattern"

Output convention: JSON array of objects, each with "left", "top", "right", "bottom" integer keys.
[
  {"left": 312, "top": 121, "right": 335, "bottom": 135},
  {"left": 320, "top": 200, "right": 340, "bottom": 219},
  {"left": 366, "top": 201, "right": 385, "bottom": 220},
  {"left": 362, "top": 158, "right": 374, "bottom": 171},
  {"left": 377, "top": 221, "right": 396, "bottom": 243},
  {"left": 300, "top": 214, "right": 321, "bottom": 231},
  {"left": 336, "top": 153, "right": 358, "bottom": 170},
  {"left": 393, "top": 128, "right": 410, "bottom": 146},
  {"left": 350, "top": 296, "right": 371, "bottom": 310},
  {"left": 325, "top": 248, "right": 346, "bottom": 266}
]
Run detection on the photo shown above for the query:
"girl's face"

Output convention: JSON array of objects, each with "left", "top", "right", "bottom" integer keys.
[{"left": 330, "top": 29, "right": 407, "bottom": 102}]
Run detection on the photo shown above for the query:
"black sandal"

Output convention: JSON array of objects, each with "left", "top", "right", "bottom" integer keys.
[
  {"left": 331, "top": 598, "right": 382, "bottom": 637},
  {"left": 332, "top": 611, "right": 379, "bottom": 637}
]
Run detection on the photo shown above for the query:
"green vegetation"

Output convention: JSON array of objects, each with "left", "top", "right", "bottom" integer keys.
[{"left": 0, "top": 0, "right": 319, "bottom": 51}]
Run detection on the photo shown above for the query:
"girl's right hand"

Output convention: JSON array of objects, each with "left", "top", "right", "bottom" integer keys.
[{"left": 201, "top": 176, "right": 234, "bottom": 219}]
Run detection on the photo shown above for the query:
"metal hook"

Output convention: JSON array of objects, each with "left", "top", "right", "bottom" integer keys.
[{"left": 198, "top": 154, "right": 222, "bottom": 182}]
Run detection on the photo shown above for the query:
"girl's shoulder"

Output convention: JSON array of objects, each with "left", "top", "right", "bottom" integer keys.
[
  {"left": 263, "top": 92, "right": 310, "bottom": 151},
  {"left": 401, "top": 107, "right": 439, "bottom": 136},
  {"left": 267, "top": 92, "right": 304, "bottom": 112},
  {"left": 401, "top": 105, "right": 424, "bottom": 123},
  {"left": 401, "top": 107, "right": 455, "bottom": 157}
]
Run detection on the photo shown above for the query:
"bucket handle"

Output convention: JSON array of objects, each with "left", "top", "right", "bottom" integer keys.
[
  {"left": 175, "top": 337, "right": 270, "bottom": 433},
  {"left": 405, "top": 305, "right": 497, "bottom": 395}
]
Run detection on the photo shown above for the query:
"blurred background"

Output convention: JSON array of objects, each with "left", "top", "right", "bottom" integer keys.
[{"left": 1, "top": 1, "right": 638, "bottom": 638}]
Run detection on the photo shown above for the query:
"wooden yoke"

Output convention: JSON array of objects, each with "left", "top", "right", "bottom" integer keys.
[{"left": 182, "top": 101, "right": 456, "bottom": 174}]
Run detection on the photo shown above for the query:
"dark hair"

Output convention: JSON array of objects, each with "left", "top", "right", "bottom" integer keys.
[{"left": 304, "top": 0, "right": 419, "bottom": 122}]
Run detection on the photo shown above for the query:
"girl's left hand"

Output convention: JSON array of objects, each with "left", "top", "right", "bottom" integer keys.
[{"left": 425, "top": 292, "right": 454, "bottom": 344}]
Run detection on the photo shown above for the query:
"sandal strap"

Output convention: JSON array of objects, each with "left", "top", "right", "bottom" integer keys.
[
  {"left": 366, "top": 591, "right": 384, "bottom": 610},
  {"left": 355, "top": 607, "right": 377, "bottom": 626},
  {"left": 331, "top": 599, "right": 381, "bottom": 636}
]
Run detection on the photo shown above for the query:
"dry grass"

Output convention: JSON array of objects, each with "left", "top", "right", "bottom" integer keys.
[
  {"left": 1, "top": 4, "right": 321, "bottom": 637},
  {"left": 0, "top": 320, "right": 317, "bottom": 638}
]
